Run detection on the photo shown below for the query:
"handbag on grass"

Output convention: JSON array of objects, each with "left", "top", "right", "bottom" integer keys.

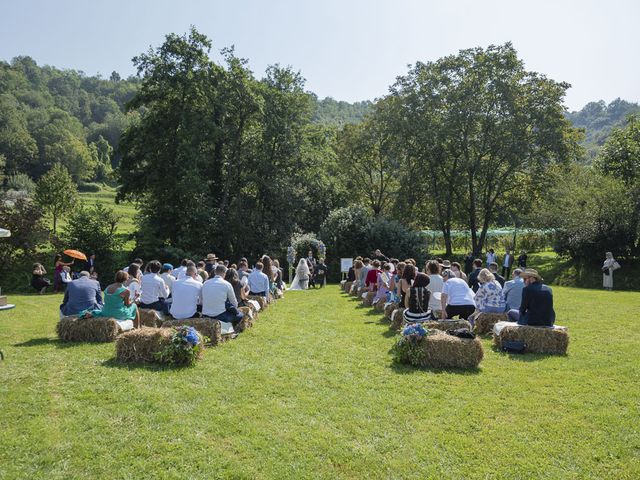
[{"left": 502, "top": 340, "right": 526, "bottom": 353}]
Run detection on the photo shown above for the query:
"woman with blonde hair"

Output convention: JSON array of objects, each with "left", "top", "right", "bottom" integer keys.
[{"left": 474, "top": 268, "right": 505, "bottom": 313}]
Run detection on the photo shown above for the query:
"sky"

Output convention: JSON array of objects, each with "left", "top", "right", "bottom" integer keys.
[{"left": 1, "top": 0, "right": 639, "bottom": 111}]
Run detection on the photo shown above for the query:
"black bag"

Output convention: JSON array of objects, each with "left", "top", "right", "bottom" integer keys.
[
  {"left": 502, "top": 340, "right": 526, "bottom": 353},
  {"left": 602, "top": 266, "right": 610, "bottom": 275},
  {"left": 446, "top": 328, "right": 476, "bottom": 339}
]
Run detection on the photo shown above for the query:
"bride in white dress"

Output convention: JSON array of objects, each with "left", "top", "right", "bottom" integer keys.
[{"left": 289, "top": 259, "right": 310, "bottom": 291}]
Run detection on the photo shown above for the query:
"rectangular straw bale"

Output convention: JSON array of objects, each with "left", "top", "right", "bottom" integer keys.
[
  {"left": 57, "top": 315, "right": 121, "bottom": 343},
  {"left": 248, "top": 295, "right": 267, "bottom": 310},
  {"left": 343, "top": 281, "right": 353, "bottom": 293},
  {"left": 384, "top": 302, "right": 399, "bottom": 320},
  {"left": 397, "top": 330, "right": 483, "bottom": 369},
  {"left": 391, "top": 308, "right": 404, "bottom": 331},
  {"left": 374, "top": 300, "right": 385, "bottom": 312},
  {"left": 115, "top": 327, "right": 174, "bottom": 363},
  {"left": 362, "top": 291, "right": 375, "bottom": 307},
  {"left": 423, "top": 319, "right": 472, "bottom": 331},
  {"left": 493, "top": 323, "right": 569, "bottom": 354},
  {"left": 472, "top": 312, "right": 507, "bottom": 335},
  {"left": 139, "top": 308, "right": 163, "bottom": 328},
  {"left": 161, "top": 318, "right": 222, "bottom": 345}
]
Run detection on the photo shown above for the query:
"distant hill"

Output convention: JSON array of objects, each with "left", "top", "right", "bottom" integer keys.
[
  {"left": 566, "top": 98, "right": 640, "bottom": 162},
  {"left": 312, "top": 96, "right": 373, "bottom": 126}
]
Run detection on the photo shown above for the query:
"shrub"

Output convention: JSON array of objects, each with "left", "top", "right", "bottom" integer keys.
[
  {"left": 5, "top": 173, "right": 36, "bottom": 194},
  {"left": 77, "top": 182, "right": 102, "bottom": 193},
  {"left": 0, "top": 195, "right": 49, "bottom": 270}
]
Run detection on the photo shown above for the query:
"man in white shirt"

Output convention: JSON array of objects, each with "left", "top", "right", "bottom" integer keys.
[
  {"left": 247, "top": 262, "right": 269, "bottom": 297},
  {"left": 169, "top": 266, "right": 203, "bottom": 320},
  {"left": 202, "top": 264, "right": 244, "bottom": 325},
  {"left": 440, "top": 269, "right": 476, "bottom": 320},
  {"left": 139, "top": 260, "right": 170, "bottom": 313},
  {"left": 172, "top": 259, "right": 189, "bottom": 281},
  {"left": 501, "top": 249, "right": 514, "bottom": 278},
  {"left": 160, "top": 263, "right": 176, "bottom": 295}
]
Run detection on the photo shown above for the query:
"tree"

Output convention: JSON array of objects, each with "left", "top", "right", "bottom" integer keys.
[
  {"left": 35, "top": 163, "right": 78, "bottom": 234},
  {"left": 386, "top": 43, "right": 583, "bottom": 255},
  {"left": 0, "top": 194, "right": 49, "bottom": 269}
]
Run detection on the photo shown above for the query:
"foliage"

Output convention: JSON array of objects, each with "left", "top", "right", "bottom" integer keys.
[
  {"left": 154, "top": 326, "right": 204, "bottom": 366},
  {"left": 34, "top": 163, "right": 78, "bottom": 234},
  {"left": 534, "top": 164, "right": 637, "bottom": 259},
  {"left": 118, "top": 28, "right": 343, "bottom": 261},
  {"left": 391, "top": 324, "right": 430, "bottom": 364},
  {"left": 5, "top": 171, "right": 36, "bottom": 193},
  {"left": 311, "top": 96, "right": 372, "bottom": 126},
  {"left": 62, "top": 202, "right": 122, "bottom": 276},
  {"left": 380, "top": 43, "right": 583, "bottom": 255},
  {"left": 77, "top": 182, "right": 102, "bottom": 193},
  {"left": 0, "top": 194, "right": 49, "bottom": 269},
  {"left": 289, "top": 233, "right": 326, "bottom": 262}
]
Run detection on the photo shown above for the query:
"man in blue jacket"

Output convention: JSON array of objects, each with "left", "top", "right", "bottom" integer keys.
[
  {"left": 507, "top": 269, "right": 555, "bottom": 326},
  {"left": 60, "top": 271, "right": 103, "bottom": 317}
]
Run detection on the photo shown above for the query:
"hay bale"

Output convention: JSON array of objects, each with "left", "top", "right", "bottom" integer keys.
[
  {"left": 161, "top": 318, "right": 222, "bottom": 345},
  {"left": 397, "top": 330, "right": 484, "bottom": 369},
  {"left": 374, "top": 299, "right": 385, "bottom": 312},
  {"left": 391, "top": 308, "right": 404, "bottom": 331},
  {"left": 356, "top": 287, "right": 366, "bottom": 298},
  {"left": 139, "top": 308, "right": 163, "bottom": 328},
  {"left": 493, "top": 322, "right": 569, "bottom": 355},
  {"left": 362, "top": 291, "right": 376, "bottom": 307},
  {"left": 343, "top": 281, "right": 353, "bottom": 293},
  {"left": 57, "top": 315, "right": 121, "bottom": 343},
  {"left": 115, "top": 327, "right": 174, "bottom": 363},
  {"left": 248, "top": 295, "right": 267, "bottom": 310},
  {"left": 384, "top": 302, "right": 399, "bottom": 320},
  {"left": 236, "top": 306, "right": 255, "bottom": 332},
  {"left": 423, "top": 319, "right": 472, "bottom": 331},
  {"left": 472, "top": 312, "right": 507, "bottom": 335}
]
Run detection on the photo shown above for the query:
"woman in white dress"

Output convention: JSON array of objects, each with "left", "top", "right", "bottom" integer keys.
[
  {"left": 289, "top": 259, "right": 311, "bottom": 291},
  {"left": 602, "top": 252, "right": 620, "bottom": 290}
]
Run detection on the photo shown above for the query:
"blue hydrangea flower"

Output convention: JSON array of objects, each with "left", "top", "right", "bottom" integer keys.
[{"left": 183, "top": 327, "right": 200, "bottom": 346}]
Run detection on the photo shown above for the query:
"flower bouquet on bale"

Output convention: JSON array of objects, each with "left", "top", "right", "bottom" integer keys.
[
  {"left": 391, "top": 323, "right": 431, "bottom": 365},
  {"left": 155, "top": 326, "right": 205, "bottom": 366}
]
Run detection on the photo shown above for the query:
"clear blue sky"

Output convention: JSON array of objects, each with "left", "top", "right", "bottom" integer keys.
[{"left": 1, "top": 0, "right": 638, "bottom": 111}]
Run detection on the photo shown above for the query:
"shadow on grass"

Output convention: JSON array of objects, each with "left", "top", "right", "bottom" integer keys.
[
  {"left": 388, "top": 360, "right": 482, "bottom": 376},
  {"left": 101, "top": 358, "right": 190, "bottom": 371},
  {"left": 491, "top": 347, "right": 567, "bottom": 361},
  {"left": 13, "top": 337, "right": 85, "bottom": 349}
]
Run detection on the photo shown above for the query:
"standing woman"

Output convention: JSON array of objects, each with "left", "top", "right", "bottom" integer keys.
[
  {"left": 602, "top": 252, "right": 621, "bottom": 291},
  {"left": 53, "top": 253, "right": 74, "bottom": 292}
]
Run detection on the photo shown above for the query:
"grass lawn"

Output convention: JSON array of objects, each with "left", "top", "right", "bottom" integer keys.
[{"left": 1, "top": 286, "right": 639, "bottom": 479}]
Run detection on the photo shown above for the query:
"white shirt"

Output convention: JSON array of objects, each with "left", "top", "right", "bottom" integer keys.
[
  {"left": 173, "top": 266, "right": 187, "bottom": 280},
  {"left": 427, "top": 274, "right": 444, "bottom": 311},
  {"left": 202, "top": 276, "right": 237, "bottom": 317},
  {"left": 170, "top": 277, "right": 203, "bottom": 320},
  {"left": 126, "top": 279, "right": 141, "bottom": 301},
  {"left": 486, "top": 253, "right": 496, "bottom": 265},
  {"left": 442, "top": 277, "right": 476, "bottom": 306},
  {"left": 140, "top": 273, "right": 169, "bottom": 305},
  {"left": 160, "top": 272, "right": 176, "bottom": 294},
  {"left": 248, "top": 269, "right": 269, "bottom": 294},
  {"left": 503, "top": 254, "right": 511, "bottom": 267}
]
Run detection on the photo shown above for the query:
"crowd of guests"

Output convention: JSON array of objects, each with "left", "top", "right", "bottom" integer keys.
[
  {"left": 59, "top": 254, "right": 286, "bottom": 336},
  {"left": 346, "top": 249, "right": 556, "bottom": 328}
]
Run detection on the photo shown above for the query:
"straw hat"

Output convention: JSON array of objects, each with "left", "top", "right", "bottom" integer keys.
[
  {"left": 442, "top": 260, "right": 451, "bottom": 268},
  {"left": 521, "top": 268, "right": 543, "bottom": 282},
  {"left": 206, "top": 253, "right": 218, "bottom": 261}
]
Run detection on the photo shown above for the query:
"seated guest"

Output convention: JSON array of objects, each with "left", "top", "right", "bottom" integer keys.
[
  {"left": 79, "top": 270, "right": 138, "bottom": 331},
  {"left": 425, "top": 260, "right": 444, "bottom": 315},
  {"left": 502, "top": 268, "right": 525, "bottom": 311},
  {"left": 60, "top": 266, "right": 73, "bottom": 289},
  {"left": 467, "top": 259, "right": 483, "bottom": 292},
  {"left": 173, "top": 259, "right": 189, "bottom": 280},
  {"left": 359, "top": 258, "right": 372, "bottom": 290},
  {"left": 31, "top": 263, "right": 51, "bottom": 294},
  {"left": 237, "top": 260, "right": 251, "bottom": 284},
  {"left": 373, "top": 263, "right": 392, "bottom": 304},
  {"left": 488, "top": 262, "right": 505, "bottom": 287},
  {"left": 160, "top": 263, "right": 176, "bottom": 295},
  {"left": 225, "top": 267, "right": 250, "bottom": 306},
  {"left": 60, "top": 271, "right": 103, "bottom": 317},
  {"left": 347, "top": 260, "right": 357, "bottom": 283},
  {"left": 365, "top": 260, "right": 381, "bottom": 292},
  {"left": 507, "top": 269, "right": 555, "bottom": 326},
  {"left": 123, "top": 258, "right": 143, "bottom": 273},
  {"left": 389, "top": 261, "right": 405, "bottom": 303},
  {"left": 474, "top": 268, "right": 506, "bottom": 313},
  {"left": 139, "top": 260, "right": 170, "bottom": 313},
  {"left": 450, "top": 262, "right": 467, "bottom": 282},
  {"left": 353, "top": 259, "right": 364, "bottom": 289},
  {"left": 441, "top": 269, "right": 476, "bottom": 320},
  {"left": 204, "top": 253, "right": 218, "bottom": 276},
  {"left": 399, "top": 263, "right": 417, "bottom": 305},
  {"left": 197, "top": 261, "right": 209, "bottom": 282},
  {"left": 403, "top": 272, "right": 431, "bottom": 323},
  {"left": 272, "top": 259, "right": 285, "bottom": 291},
  {"left": 124, "top": 263, "right": 142, "bottom": 302},
  {"left": 202, "top": 264, "right": 244, "bottom": 326},
  {"left": 248, "top": 262, "right": 270, "bottom": 297},
  {"left": 169, "top": 266, "right": 203, "bottom": 320}
]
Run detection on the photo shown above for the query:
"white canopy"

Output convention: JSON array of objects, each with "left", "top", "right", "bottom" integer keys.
[{"left": 0, "top": 228, "right": 11, "bottom": 238}]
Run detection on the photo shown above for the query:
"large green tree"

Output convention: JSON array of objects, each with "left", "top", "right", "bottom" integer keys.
[
  {"left": 385, "top": 43, "right": 583, "bottom": 255},
  {"left": 35, "top": 163, "right": 78, "bottom": 234}
]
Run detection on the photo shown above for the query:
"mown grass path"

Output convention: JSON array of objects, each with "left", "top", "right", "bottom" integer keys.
[{"left": 1, "top": 287, "right": 639, "bottom": 479}]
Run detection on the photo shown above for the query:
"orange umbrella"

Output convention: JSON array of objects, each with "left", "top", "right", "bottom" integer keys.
[{"left": 63, "top": 249, "right": 87, "bottom": 261}]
